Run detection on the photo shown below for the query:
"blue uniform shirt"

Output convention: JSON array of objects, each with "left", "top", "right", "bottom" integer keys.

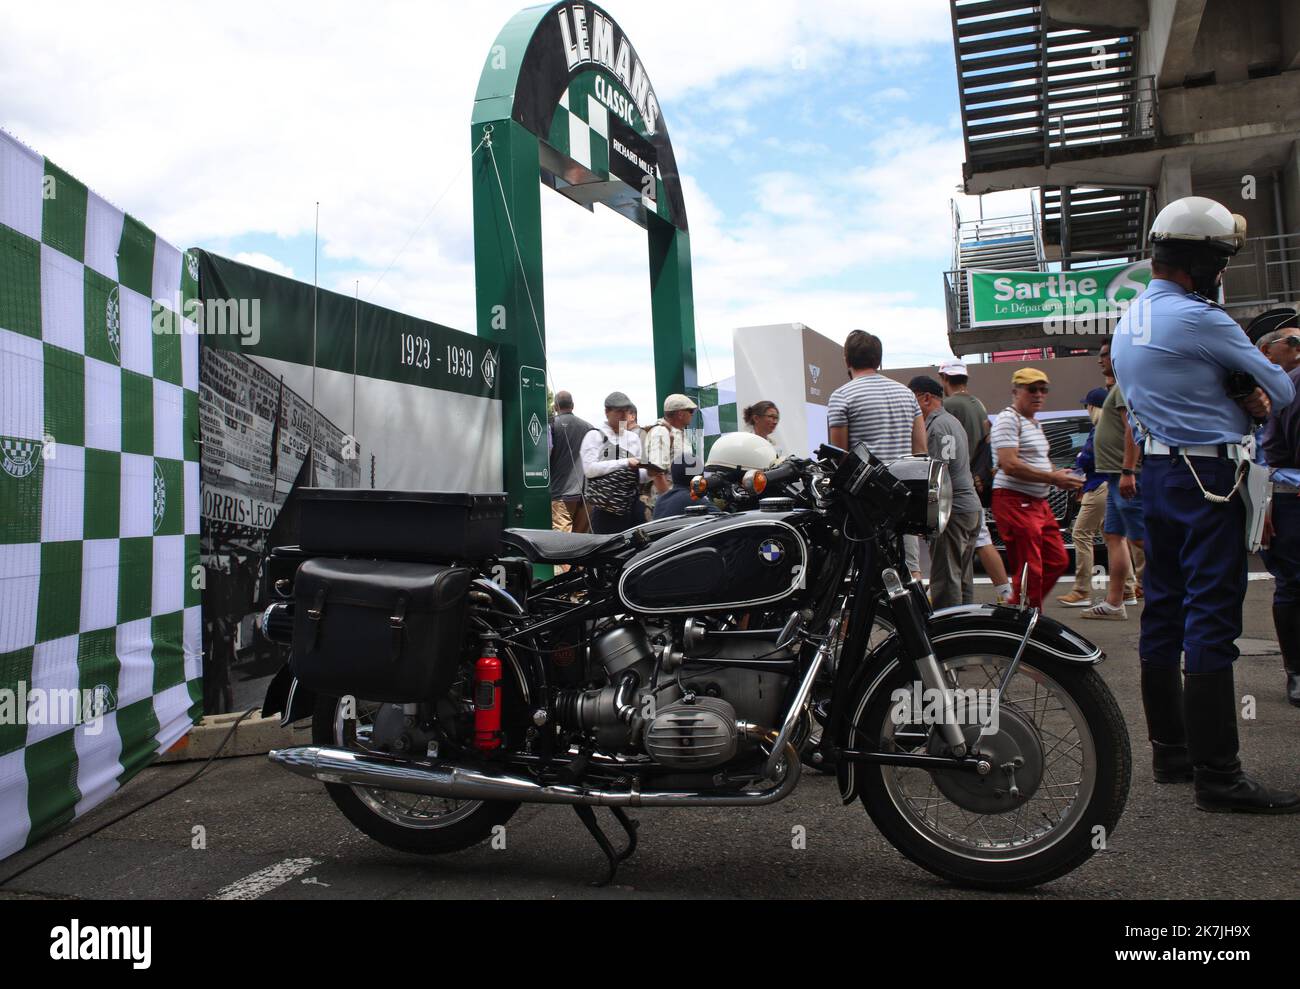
[{"left": 1111, "top": 279, "right": 1296, "bottom": 447}]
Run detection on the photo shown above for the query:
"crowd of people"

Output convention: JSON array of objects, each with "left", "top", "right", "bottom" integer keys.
[
  {"left": 546, "top": 194, "right": 1300, "bottom": 816},
  {"left": 548, "top": 389, "right": 777, "bottom": 535}
]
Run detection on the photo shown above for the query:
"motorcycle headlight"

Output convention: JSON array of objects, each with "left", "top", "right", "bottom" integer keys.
[
  {"left": 884, "top": 458, "right": 952, "bottom": 536},
  {"left": 931, "top": 460, "right": 953, "bottom": 535}
]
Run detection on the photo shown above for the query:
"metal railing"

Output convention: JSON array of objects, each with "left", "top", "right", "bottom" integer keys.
[
  {"left": 1224, "top": 233, "right": 1300, "bottom": 307},
  {"left": 948, "top": 206, "right": 1047, "bottom": 335},
  {"left": 1042, "top": 76, "right": 1157, "bottom": 167}
]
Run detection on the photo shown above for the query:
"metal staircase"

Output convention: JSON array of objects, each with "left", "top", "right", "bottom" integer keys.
[
  {"left": 1041, "top": 186, "right": 1151, "bottom": 261},
  {"left": 951, "top": 0, "right": 1155, "bottom": 176},
  {"left": 948, "top": 201, "right": 1046, "bottom": 334}
]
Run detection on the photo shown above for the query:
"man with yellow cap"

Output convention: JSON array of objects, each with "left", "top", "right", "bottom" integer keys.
[{"left": 989, "top": 368, "right": 1084, "bottom": 607}]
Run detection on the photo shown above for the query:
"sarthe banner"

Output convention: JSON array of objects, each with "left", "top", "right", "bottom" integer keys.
[{"left": 967, "top": 261, "right": 1153, "bottom": 328}]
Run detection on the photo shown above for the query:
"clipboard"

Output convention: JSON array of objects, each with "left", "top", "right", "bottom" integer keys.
[{"left": 1241, "top": 461, "right": 1273, "bottom": 553}]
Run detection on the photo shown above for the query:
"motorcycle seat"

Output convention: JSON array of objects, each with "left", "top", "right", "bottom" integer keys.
[{"left": 499, "top": 529, "right": 631, "bottom": 565}]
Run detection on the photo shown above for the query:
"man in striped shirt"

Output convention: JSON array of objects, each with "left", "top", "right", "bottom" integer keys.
[
  {"left": 828, "top": 331, "right": 928, "bottom": 578},
  {"left": 828, "top": 331, "right": 926, "bottom": 461},
  {"left": 990, "top": 368, "right": 1084, "bottom": 607}
]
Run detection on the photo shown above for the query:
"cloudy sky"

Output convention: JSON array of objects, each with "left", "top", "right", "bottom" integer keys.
[{"left": 2, "top": 0, "right": 1030, "bottom": 420}]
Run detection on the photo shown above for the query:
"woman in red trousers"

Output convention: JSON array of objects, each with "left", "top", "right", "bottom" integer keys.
[{"left": 990, "top": 369, "right": 1085, "bottom": 607}]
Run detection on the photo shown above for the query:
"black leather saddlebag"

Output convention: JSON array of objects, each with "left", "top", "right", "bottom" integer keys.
[{"left": 291, "top": 559, "right": 474, "bottom": 703}]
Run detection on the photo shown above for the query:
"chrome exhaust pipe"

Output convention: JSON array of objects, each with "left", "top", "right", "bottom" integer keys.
[{"left": 269, "top": 744, "right": 801, "bottom": 808}]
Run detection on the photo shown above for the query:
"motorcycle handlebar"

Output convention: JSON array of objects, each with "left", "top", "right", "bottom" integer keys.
[{"left": 761, "top": 459, "right": 805, "bottom": 489}]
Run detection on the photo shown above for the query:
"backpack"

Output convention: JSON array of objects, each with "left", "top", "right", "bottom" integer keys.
[{"left": 583, "top": 430, "right": 640, "bottom": 516}]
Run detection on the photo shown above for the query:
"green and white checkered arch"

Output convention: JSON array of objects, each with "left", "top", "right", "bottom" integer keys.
[
  {"left": 546, "top": 73, "right": 672, "bottom": 224},
  {"left": 0, "top": 129, "right": 202, "bottom": 860}
]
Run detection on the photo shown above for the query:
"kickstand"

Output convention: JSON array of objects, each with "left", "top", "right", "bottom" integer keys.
[{"left": 572, "top": 805, "right": 640, "bottom": 888}]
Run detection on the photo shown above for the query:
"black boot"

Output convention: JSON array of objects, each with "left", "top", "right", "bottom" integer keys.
[
  {"left": 1140, "top": 665, "right": 1193, "bottom": 783},
  {"left": 1273, "top": 605, "right": 1300, "bottom": 708},
  {"left": 1184, "top": 668, "right": 1300, "bottom": 814}
]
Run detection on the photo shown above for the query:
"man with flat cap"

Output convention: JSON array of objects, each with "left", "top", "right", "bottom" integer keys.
[
  {"left": 910, "top": 375, "right": 981, "bottom": 608},
  {"left": 581, "top": 391, "right": 647, "bottom": 534},
  {"left": 645, "top": 394, "right": 704, "bottom": 521},
  {"left": 1250, "top": 308, "right": 1300, "bottom": 375}
]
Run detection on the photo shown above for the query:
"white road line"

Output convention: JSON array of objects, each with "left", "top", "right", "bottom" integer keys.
[{"left": 208, "top": 858, "right": 321, "bottom": 901}]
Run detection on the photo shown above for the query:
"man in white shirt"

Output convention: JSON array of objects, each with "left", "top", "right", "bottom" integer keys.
[
  {"left": 580, "top": 391, "right": 645, "bottom": 535},
  {"left": 644, "top": 395, "right": 698, "bottom": 495}
]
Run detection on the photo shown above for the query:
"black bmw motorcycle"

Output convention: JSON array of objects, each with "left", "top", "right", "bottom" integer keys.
[{"left": 260, "top": 444, "right": 1130, "bottom": 890}]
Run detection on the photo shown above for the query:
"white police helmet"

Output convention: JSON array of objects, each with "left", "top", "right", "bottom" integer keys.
[
  {"left": 1150, "top": 197, "right": 1246, "bottom": 256},
  {"left": 706, "top": 432, "right": 779, "bottom": 471}
]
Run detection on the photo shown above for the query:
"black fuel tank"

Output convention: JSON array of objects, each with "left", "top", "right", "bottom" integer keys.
[{"left": 618, "top": 512, "right": 809, "bottom": 614}]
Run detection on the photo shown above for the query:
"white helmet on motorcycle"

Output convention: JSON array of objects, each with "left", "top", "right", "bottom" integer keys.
[{"left": 706, "top": 432, "right": 779, "bottom": 472}]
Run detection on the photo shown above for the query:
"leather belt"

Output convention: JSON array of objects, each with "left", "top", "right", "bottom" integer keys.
[{"left": 1143, "top": 438, "right": 1249, "bottom": 462}]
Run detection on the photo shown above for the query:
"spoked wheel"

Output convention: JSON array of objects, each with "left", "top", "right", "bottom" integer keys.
[
  {"left": 853, "top": 644, "right": 1130, "bottom": 890},
  {"left": 312, "top": 695, "right": 519, "bottom": 855},
  {"left": 801, "top": 615, "right": 895, "bottom": 774}
]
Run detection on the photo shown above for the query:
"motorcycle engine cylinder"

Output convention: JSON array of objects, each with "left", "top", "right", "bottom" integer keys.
[
  {"left": 591, "top": 625, "right": 654, "bottom": 679},
  {"left": 644, "top": 697, "right": 739, "bottom": 770}
]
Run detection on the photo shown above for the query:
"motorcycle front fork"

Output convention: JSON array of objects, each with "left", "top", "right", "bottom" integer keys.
[{"left": 881, "top": 569, "right": 969, "bottom": 756}]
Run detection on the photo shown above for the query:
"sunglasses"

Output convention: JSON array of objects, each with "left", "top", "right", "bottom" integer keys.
[{"left": 1022, "top": 385, "right": 1051, "bottom": 395}]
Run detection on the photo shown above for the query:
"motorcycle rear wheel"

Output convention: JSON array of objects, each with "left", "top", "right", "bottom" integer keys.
[
  {"left": 851, "top": 643, "right": 1130, "bottom": 890},
  {"left": 312, "top": 694, "right": 520, "bottom": 856}
]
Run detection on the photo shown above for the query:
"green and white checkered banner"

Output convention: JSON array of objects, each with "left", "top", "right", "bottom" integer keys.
[
  {"left": 697, "top": 378, "right": 737, "bottom": 462},
  {"left": 546, "top": 73, "right": 674, "bottom": 226},
  {"left": 0, "top": 129, "right": 202, "bottom": 860}
]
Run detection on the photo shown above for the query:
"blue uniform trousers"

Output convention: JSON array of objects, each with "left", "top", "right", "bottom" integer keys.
[
  {"left": 1261, "top": 494, "right": 1300, "bottom": 609},
  {"left": 1140, "top": 455, "right": 1249, "bottom": 674}
]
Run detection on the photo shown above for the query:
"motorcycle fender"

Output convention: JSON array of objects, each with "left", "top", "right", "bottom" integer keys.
[
  {"left": 262, "top": 665, "right": 316, "bottom": 727},
  {"left": 833, "top": 606, "right": 1102, "bottom": 804},
  {"left": 925, "top": 604, "right": 1103, "bottom": 666}
]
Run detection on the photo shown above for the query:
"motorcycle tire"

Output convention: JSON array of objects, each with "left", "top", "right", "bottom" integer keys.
[
  {"left": 849, "top": 638, "right": 1130, "bottom": 890},
  {"left": 312, "top": 694, "right": 520, "bottom": 856}
]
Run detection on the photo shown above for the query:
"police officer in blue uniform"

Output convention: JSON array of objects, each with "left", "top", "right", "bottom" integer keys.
[{"left": 1112, "top": 196, "right": 1299, "bottom": 814}]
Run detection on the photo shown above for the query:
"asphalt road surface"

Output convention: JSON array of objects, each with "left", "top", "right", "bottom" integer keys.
[{"left": 2, "top": 581, "right": 1296, "bottom": 901}]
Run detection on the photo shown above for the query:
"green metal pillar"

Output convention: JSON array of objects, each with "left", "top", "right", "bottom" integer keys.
[
  {"left": 472, "top": 119, "right": 551, "bottom": 534},
  {"left": 648, "top": 218, "right": 699, "bottom": 413}
]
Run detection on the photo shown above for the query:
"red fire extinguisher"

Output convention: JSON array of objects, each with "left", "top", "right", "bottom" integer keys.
[{"left": 474, "top": 641, "right": 503, "bottom": 752}]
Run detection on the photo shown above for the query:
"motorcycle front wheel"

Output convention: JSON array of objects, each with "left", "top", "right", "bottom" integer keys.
[
  {"left": 312, "top": 694, "right": 519, "bottom": 856},
  {"left": 850, "top": 642, "right": 1130, "bottom": 890}
]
